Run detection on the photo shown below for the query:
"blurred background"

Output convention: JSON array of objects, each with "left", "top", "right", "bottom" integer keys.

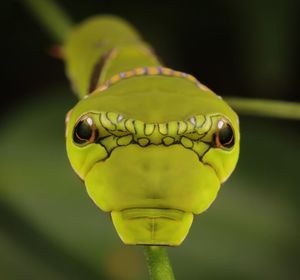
[{"left": 1, "top": 0, "right": 299, "bottom": 279}]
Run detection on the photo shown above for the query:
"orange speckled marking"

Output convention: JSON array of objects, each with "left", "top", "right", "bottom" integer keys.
[
  {"left": 110, "top": 75, "right": 121, "bottom": 83},
  {"left": 88, "top": 66, "right": 211, "bottom": 98},
  {"left": 135, "top": 67, "right": 146, "bottom": 75},
  {"left": 147, "top": 67, "right": 160, "bottom": 75}
]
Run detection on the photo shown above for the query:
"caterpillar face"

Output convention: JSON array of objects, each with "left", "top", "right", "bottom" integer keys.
[
  {"left": 65, "top": 76, "right": 240, "bottom": 245},
  {"left": 69, "top": 111, "right": 236, "bottom": 179}
]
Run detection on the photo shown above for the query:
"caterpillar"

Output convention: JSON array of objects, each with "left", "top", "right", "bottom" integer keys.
[{"left": 64, "top": 16, "right": 240, "bottom": 246}]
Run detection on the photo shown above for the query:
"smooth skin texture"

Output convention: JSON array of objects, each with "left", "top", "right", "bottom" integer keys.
[{"left": 64, "top": 16, "right": 240, "bottom": 246}]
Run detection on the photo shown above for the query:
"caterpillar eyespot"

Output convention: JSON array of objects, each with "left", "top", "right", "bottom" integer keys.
[
  {"left": 214, "top": 119, "right": 235, "bottom": 149},
  {"left": 73, "top": 117, "right": 98, "bottom": 145}
]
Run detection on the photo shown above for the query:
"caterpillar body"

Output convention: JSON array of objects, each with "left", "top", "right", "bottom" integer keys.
[{"left": 64, "top": 16, "right": 240, "bottom": 246}]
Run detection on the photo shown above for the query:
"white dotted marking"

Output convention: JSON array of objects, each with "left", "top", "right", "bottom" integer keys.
[
  {"left": 86, "top": 117, "right": 93, "bottom": 126},
  {"left": 217, "top": 120, "right": 224, "bottom": 129},
  {"left": 190, "top": 116, "right": 196, "bottom": 125}
]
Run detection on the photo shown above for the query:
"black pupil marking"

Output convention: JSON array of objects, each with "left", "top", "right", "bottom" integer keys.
[
  {"left": 74, "top": 119, "right": 93, "bottom": 144},
  {"left": 218, "top": 123, "right": 234, "bottom": 148}
]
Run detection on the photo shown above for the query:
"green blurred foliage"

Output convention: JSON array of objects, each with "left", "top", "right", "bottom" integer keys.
[
  {"left": 1, "top": 0, "right": 299, "bottom": 279},
  {"left": 1, "top": 87, "right": 299, "bottom": 279}
]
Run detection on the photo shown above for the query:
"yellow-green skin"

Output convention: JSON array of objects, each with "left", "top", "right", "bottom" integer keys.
[{"left": 64, "top": 16, "right": 240, "bottom": 246}]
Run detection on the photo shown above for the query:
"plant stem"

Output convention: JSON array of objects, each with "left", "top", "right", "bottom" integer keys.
[
  {"left": 225, "top": 97, "right": 300, "bottom": 120},
  {"left": 144, "top": 246, "right": 175, "bottom": 280},
  {"left": 22, "top": 0, "right": 72, "bottom": 42}
]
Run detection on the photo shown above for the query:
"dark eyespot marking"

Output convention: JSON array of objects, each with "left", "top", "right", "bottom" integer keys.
[
  {"left": 214, "top": 119, "right": 234, "bottom": 149},
  {"left": 73, "top": 117, "right": 98, "bottom": 145}
]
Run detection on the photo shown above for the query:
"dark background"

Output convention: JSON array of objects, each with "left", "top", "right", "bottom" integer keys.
[{"left": 0, "top": 1, "right": 299, "bottom": 280}]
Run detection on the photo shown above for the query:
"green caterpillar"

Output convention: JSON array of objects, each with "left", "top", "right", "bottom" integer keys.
[{"left": 64, "top": 16, "right": 240, "bottom": 246}]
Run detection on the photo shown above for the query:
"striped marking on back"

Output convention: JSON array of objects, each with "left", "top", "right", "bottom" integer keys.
[{"left": 91, "top": 66, "right": 210, "bottom": 95}]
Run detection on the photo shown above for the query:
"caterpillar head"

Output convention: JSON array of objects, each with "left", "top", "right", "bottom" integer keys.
[{"left": 65, "top": 69, "right": 240, "bottom": 245}]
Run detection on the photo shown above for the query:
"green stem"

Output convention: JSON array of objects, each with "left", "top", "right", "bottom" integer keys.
[
  {"left": 22, "top": 0, "right": 72, "bottom": 42},
  {"left": 144, "top": 246, "right": 175, "bottom": 280},
  {"left": 225, "top": 97, "right": 300, "bottom": 120}
]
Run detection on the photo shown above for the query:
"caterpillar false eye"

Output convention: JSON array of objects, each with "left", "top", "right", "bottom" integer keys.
[
  {"left": 214, "top": 119, "right": 235, "bottom": 149},
  {"left": 73, "top": 117, "right": 98, "bottom": 145}
]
